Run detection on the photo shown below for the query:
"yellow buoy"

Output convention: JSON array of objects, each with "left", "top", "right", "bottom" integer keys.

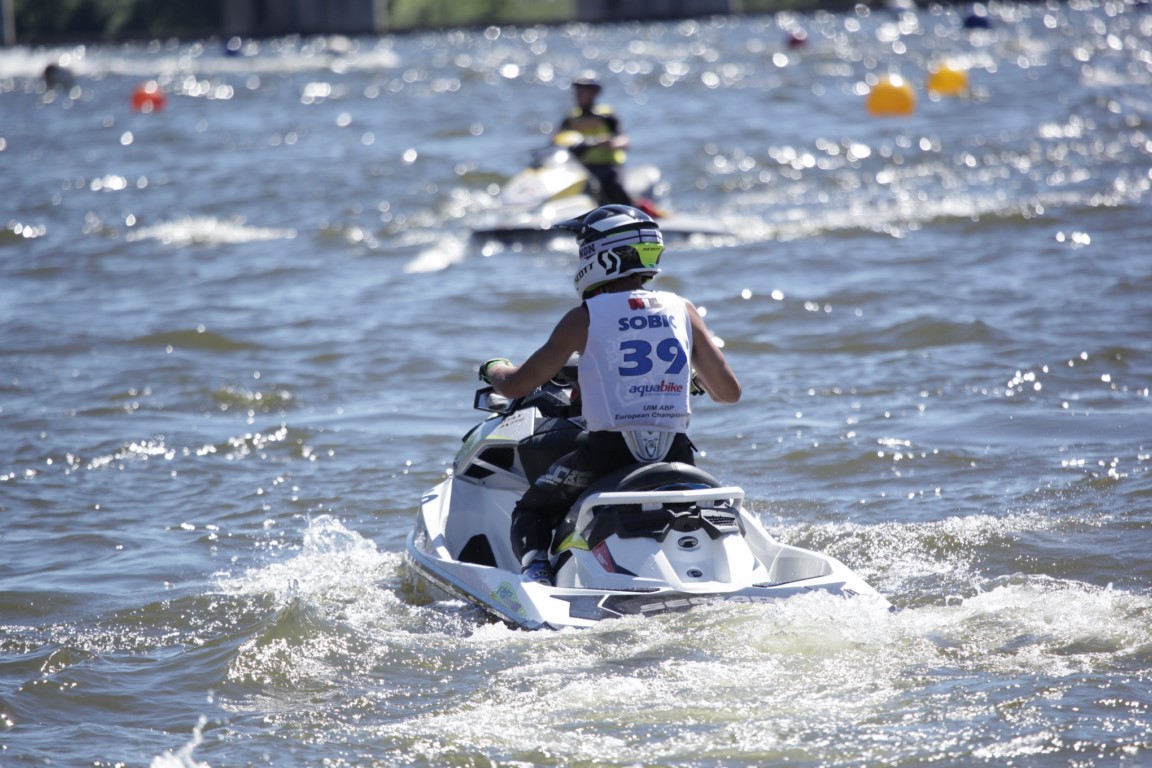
[
  {"left": 926, "top": 64, "right": 969, "bottom": 97},
  {"left": 866, "top": 75, "right": 915, "bottom": 117}
]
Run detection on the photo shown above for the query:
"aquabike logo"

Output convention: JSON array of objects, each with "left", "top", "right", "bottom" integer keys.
[{"left": 628, "top": 380, "right": 684, "bottom": 395}]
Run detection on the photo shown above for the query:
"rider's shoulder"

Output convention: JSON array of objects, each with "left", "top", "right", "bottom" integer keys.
[
  {"left": 565, "top": 104, "right": 615, "bottom": 119},
  {"left": 559, "top": 303, "right": 591, "bottom": 326}
]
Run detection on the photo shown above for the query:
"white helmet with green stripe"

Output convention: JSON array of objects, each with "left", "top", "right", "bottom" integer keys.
[{"left": 558, "top": 205, "right": 664, "bottom": 299}]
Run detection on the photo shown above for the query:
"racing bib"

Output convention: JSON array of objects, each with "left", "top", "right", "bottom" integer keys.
[{"left": 580, "top": 290, "right": 693, "bottom": 433}]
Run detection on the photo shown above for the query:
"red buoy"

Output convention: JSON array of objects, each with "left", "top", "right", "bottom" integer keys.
[{"left": 131, "top": 81, "right": 167, "bottom": 113}]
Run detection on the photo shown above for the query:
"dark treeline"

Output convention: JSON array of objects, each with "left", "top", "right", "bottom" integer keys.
[
  {"left": 15, "top": 0, "right": 226, "bottom": 42},
  {"left": 13, "top": 0, "right": 565, "bottom": 43},
  {"left": 10, "top": 0, "right": 841, "bottom": 45}
]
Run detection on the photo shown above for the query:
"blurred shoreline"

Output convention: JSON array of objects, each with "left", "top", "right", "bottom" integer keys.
[{"left": 10, "top": 0, "right": 924, "bottom": 47}]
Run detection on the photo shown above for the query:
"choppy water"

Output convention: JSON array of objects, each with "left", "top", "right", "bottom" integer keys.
[{"left": 2, "top": 4, "right": 1151, "bottom": 766}]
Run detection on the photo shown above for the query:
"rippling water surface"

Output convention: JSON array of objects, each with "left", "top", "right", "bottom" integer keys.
[{"left": 2, "top": 4, "right": 1151, "bottom": 766}]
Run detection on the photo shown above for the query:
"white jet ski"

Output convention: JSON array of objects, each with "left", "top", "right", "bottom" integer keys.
[
  {"left": 469, "top": 132, "right": 731, "bottom": 243},
  {"left": 405, "top": 367, "right": 888, "bottom": 631}
]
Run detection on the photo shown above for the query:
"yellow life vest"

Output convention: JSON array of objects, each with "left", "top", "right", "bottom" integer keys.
[{"left": 562, "top": 105, "right": 626, "bottom": 165}]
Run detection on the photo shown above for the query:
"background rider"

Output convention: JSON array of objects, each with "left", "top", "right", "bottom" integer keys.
[{"left": 558, "top": 72, "right": 635, "bottom": 209}]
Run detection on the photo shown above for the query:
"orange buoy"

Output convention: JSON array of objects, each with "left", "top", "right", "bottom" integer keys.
[
  {"left": 926, "top": 64, "right": 969, "bottom": 97},
  {"left": 131, "top": 81, "right": 167, "bottom": 113},
  {"left": 866, "top": 75, "right": 915, "bottom": 117}
]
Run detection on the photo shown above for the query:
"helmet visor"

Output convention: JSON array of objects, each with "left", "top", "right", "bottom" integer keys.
[{"left": 633, "top": 242, "right": 664, "bottom": 268}]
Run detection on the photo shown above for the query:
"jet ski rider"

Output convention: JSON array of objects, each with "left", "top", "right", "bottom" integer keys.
[
  {"left": 478, "top": 205, "right": 742, "bottom": 585},
  {"left": 558, "top": 72, "right": 642, "bottom": 211}
]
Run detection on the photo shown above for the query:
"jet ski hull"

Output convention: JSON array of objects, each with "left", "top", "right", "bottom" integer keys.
[{"left": 406, "top": 472, "right": 887, "bottom": 631}]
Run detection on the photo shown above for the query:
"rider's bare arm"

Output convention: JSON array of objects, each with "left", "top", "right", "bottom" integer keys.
[
  {"left": 487, "top": 305, "right": 589, "bottom": 399},
  {"left": 687, "top": 302, "right": 741, "bottom": 404}
]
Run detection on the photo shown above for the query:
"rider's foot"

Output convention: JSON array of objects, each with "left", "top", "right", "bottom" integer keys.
[{"left": 521, "top": 558, "right": 554, "bottom": 586}]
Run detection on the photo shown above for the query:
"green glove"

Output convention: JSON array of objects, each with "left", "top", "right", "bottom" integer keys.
[
  {"left": 479, "top": 358, "right": 512, "bottom": 384},
  {"left": 690, "top": 370, "right": 705, "bottom": 396}
]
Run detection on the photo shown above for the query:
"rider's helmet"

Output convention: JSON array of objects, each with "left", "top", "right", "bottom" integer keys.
[
  {"left": 572, "top": 71, "right": 602, "bottom": 90},
  {"left": 558, "top": 205, "right": 664, "bottom": 299}
]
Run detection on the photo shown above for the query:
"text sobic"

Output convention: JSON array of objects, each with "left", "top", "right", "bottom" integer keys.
[{"left": 618, "top": 315, "right": 677, "bottom": 331}]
